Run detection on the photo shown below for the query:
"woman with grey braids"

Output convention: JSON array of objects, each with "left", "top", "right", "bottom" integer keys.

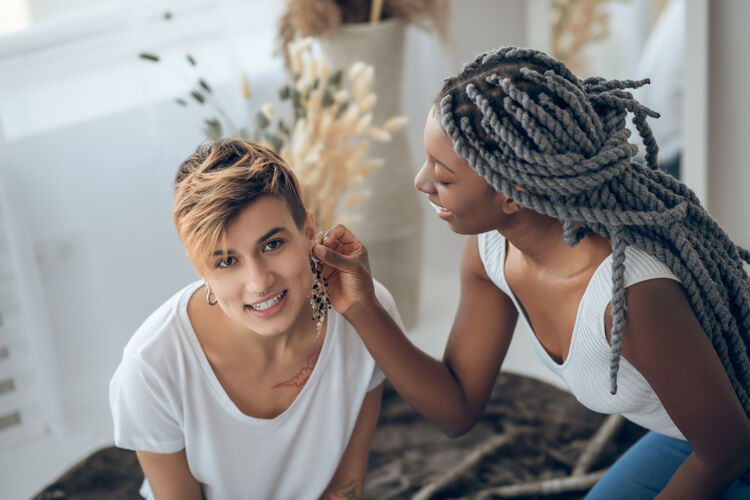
[{"left": 313, "top": 46, "right": 750, "bottom": 498}]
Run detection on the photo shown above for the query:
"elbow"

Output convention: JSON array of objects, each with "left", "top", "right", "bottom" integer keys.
[
  {"left": 441, "top": 413, "right": 481, "bottom": 439},
  {"left": 701, "top": 433, "right": 750, "bottom": 481},
  {"left": 733, "top": 438, "right": 750, "bottom": 474},
  {"left": 728, "top": 430, "right": 750, "bottom": 472}
]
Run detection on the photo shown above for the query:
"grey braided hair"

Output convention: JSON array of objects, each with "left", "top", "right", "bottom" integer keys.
[{"left": 438, "top": 46, "right": 750, "bottom": 411}]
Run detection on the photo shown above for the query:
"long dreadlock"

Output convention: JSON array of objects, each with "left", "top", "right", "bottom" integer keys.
[{"left": 437, "top": 46, "right": 750, "bottom": 412}]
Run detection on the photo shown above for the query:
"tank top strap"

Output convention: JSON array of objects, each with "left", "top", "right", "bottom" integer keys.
[{"left": 477, "top": 230, "right": 513, "bottom": 298}]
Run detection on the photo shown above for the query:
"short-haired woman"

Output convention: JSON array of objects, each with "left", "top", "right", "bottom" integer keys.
[{"left": 109, "top": 139, "right": 401, "bottom": 499}]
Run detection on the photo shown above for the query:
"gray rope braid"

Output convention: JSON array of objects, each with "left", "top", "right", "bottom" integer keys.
[{"left": 438, "top": 46, "right": 750, "bottom": 408}]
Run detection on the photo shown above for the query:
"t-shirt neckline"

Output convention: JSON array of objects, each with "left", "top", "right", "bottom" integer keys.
[{"left": 176, "top": 280, "right": 336, "bottom": 425}]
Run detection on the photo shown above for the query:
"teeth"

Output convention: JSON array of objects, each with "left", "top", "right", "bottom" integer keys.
[
  {"left": 429, "top": 200, "right": 447, "bottom": 212},
  {"left": 249, "top": 291, "right": 284, "bottom": 311}
]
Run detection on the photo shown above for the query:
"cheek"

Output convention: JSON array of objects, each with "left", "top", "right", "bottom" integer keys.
[
  {"left": 297, "top": 259, "right": 313, "bottom": 291},
  {"left": 284, "top": 248, "right": 313, "bottom": 289},
  {"left": 210, "top": 274, "right": 244, "bottom": 302}
]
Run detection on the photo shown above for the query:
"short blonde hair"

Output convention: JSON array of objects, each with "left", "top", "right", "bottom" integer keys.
[{"left": 173, "top": 138, "right": 306, "bottom": 272}]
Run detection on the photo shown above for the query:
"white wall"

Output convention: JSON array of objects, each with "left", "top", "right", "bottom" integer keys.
[{"left": 707, "top": 0, "right": 750, "bottom": 251}]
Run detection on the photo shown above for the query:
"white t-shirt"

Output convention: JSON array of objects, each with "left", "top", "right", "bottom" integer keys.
[{"left": 109, "top": 279, "right": 400, "bottom": 500}]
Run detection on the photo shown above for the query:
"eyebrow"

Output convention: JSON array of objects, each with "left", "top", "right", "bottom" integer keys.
[
  {"left": 430, "top": 155, "right": 454, "bottom": 173},
  {"left": 212, "top": 227, "right": 287, "bottom": 255}
]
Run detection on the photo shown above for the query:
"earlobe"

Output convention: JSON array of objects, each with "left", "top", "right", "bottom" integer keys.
[
  {"left": 490, "top": 190, "right": 521, "bottom": 215},
  {"left": 505, "top": 198, "right": 523, "bottom": 214}
]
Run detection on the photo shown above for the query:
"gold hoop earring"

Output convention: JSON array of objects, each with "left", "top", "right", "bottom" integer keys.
[
  {"left": 309, "top": 256, "right": 330, "bottom": 339},
  {"left": 205, "top": 282, "right": 218, "bottom": 306}
]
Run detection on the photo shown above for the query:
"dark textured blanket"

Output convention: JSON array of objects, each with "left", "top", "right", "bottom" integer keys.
[{"left": 34, "top": 373, "right": 645, "bottom": 499}]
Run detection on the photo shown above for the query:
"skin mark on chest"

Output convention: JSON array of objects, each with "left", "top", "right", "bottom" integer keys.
[{"left": 270, "top": 347, "right": 321, "bottom": 389}]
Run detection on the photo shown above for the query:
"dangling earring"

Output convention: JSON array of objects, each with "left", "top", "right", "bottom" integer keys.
[
  {"left": 309, "top": 256, "right": 331, "bottom": 339},
  {"left": 205, "top": 282, "right": 218, "bottom": 306}
]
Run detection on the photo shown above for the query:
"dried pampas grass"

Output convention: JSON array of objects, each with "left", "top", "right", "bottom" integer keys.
[
  {"left": 278, "top": 0, "right": 342, "bottom": 66},
  {"left": 382, "top": 0, "right": 450, "bottom": 41},
  {"left": 278, "top": 0, "right": 450, "bottom": 69},
  {"left": 551, "top": 0, "right": 629, "bottom": 75},
  {"left": 257, "top": 39, "right": 407, "bottom": 229}
]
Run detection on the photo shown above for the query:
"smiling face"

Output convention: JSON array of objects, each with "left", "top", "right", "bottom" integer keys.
[
  {"left": 415, "top": 108, "right": 515, "bottom": 234},
  {"left": 202, "top": 196, "right": 316, "bottom": 338}
]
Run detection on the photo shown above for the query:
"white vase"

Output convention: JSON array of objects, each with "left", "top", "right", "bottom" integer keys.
[{"left": 320, "top": 19, "right": 423, "bottom": 329}]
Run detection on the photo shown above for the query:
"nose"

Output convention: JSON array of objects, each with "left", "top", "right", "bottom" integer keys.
[
  {"left": 245, "top": 259, "right": 274, "bottom": 295},
  {"left": 414, "top": 159, "right": 435, "bottom": 194}
]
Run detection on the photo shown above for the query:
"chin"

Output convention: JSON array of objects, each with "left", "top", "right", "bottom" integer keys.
[
  {"left": 446, "top": 220, "right": 481, "bottom": 236},
  {"left": 225, "top": 311, "right": 291, "bottom": 338},
  {"left": 243, "top": 317, "right": 296, "bottom": 337}
]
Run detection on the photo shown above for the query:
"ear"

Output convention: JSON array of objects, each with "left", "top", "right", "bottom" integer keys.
[
  {"left": 304, "top": 210, "right": 317, "bottom": 243},
  {"left": 502, "top": 196, "right": 525, "bottom": 215},
  {"left": 488, "top": 188, "right": 524, "bottom": 215},
  {"left": 501, "top": 185, "right": 529, "bottom": 215}
]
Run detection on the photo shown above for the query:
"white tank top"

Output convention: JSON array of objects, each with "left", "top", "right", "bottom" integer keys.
[{"left": 478, "top": 230, "right": 685, "bottom": 439}]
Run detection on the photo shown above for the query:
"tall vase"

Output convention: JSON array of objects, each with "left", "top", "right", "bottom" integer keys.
[{"left": 320, "top": 19, "right": 423, "bottom": 329}]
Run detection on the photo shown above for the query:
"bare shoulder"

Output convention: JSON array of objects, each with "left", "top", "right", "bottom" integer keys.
[
  {"left": 460, "top": 234, "right": 494, "bottom": 283},
  {"left": 449, "top": 234, "right": 517, "bottom": 354},
  {"left": 441, "top": 235, "right": 518, "bottom": 424},
  {"left": 604, "top": 277, "right": 697, "bottom": 353},
  {"left": 606, "top": 278, "right": 750, "bottom": 470}
]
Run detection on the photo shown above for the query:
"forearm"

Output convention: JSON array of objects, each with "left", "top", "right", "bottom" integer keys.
[
  {"left": 136, "top": 450, "right": 204, "bottom": 500},
  {"left": 321, "top": 478, "right": 362, "bottom": 500},
  {"left": 657, "top": 450, "right": 750, "bottom": 499},
  {"left": 344, "top": 299, "right": 478, "bottom": 436}
]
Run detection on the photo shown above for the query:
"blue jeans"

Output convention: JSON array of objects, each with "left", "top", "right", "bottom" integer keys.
[{"left": 586, "top": 431, "right": 750, "bottom": 499}]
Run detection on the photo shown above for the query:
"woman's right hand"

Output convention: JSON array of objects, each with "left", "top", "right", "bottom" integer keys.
[{"left": 313, "top": 225, "right": 376, "bottom": 317}]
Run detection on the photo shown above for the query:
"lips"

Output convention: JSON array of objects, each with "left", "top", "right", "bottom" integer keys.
[{"left": 428, "top": 199, "right": 452, "bottom": 218}]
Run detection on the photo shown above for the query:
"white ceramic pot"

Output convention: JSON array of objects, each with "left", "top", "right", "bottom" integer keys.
[{"left": 320, "top": 19, "right": 423, "bottom": 329}]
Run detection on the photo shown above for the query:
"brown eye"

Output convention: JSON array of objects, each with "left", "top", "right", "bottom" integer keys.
[
  {"left": 263, "top": 239, "right": 284, "bottom": 252},
  {"left": 216, "top": 256, "right": 237, "bottom": 268}
]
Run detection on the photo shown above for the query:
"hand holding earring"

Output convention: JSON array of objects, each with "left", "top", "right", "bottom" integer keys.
[{"left": 312, "top": 225, "right": 375, "bottom": 316}]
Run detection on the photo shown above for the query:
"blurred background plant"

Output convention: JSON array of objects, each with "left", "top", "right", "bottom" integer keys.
[
  {"left": 278, "top": 0, "right": 450, "bottom": 69},
  {"left": 551, "top": 0, "right": 630, "bottom": 75},
  {"left": 268, "top": 38, "right": 406, "bottom": 229},
  {"left": 139, "top": 26, "right": 405, "bottom": 231}
]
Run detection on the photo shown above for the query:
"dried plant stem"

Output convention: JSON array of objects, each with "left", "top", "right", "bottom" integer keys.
[
  {"left": 366, "top": 460, "right": 411, "bottom": 497},
  {"left": 158, "top": 61, "right": 239, "bottom": 134},
  {"left": 473, "top": 469, "right": 608, "bottom": 498},
  {"left": 411, "top": 430, "right": 520, "bottom": 500},
  {"left": 572, "top": 414, "right": 624, "bottom": 476},
  {"left": 370, "top": 0, "right": 384, "bottom": 23},
  {"left": 278, "top": 0, "right": 450, "bottom": 69}
]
